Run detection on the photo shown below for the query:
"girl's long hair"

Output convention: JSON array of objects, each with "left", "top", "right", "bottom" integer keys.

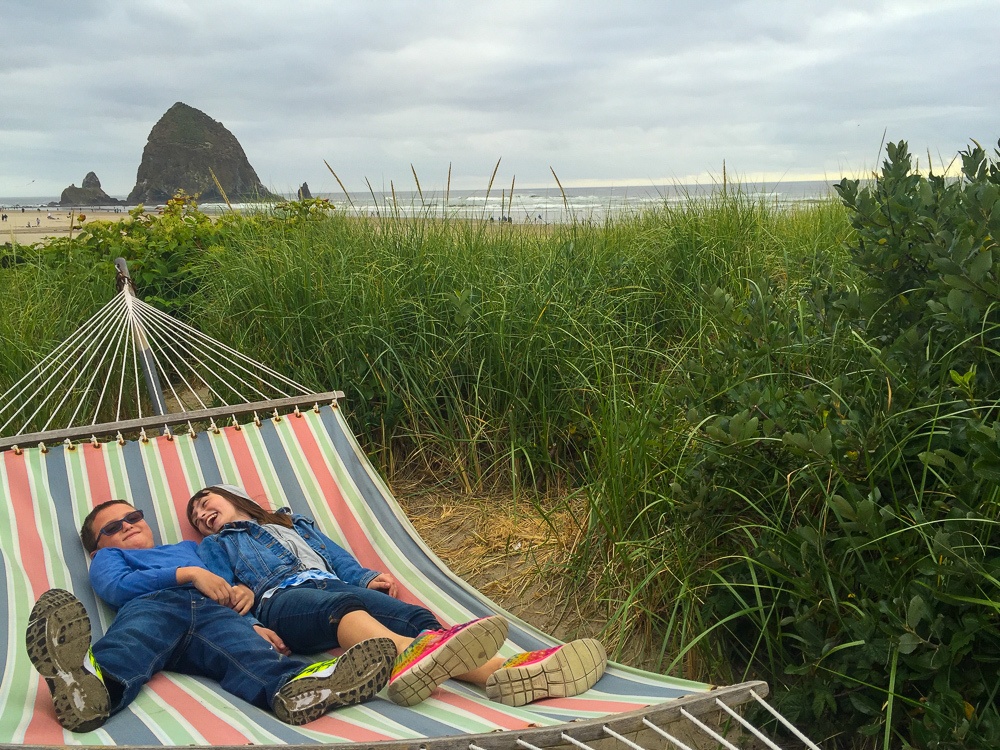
[{"left": 187, "top": 486, "right": 293, "bottom": 531}]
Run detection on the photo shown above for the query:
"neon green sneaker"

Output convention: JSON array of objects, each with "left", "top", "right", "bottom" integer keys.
[
  {"left": 485, "top": 638, "right": 607, "bottom": 706},
  {"left": 25, "top": 589, "right": 110, "bottom": 732},
  {"left": 272, "top": 637, "right": 395, "bottom": 725},
  {"left": 387, "top": 615, "right": 508, "bottom": 706}
]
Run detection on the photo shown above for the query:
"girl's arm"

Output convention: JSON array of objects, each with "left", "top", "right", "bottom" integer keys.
[
  {"left": 196, "top": 536, "right": 240, "bottom": 585},
  {"left": 300, "top": 518, "right": 380, "bottom": 588}
]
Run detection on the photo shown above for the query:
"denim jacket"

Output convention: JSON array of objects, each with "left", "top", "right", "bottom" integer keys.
[{"left": 197, "top": 509, "right": 380, "bottom": 608}]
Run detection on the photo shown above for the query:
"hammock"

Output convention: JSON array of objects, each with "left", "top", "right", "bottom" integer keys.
[{"left": 0, "top": 261, "right": 820, "bottom": 749}]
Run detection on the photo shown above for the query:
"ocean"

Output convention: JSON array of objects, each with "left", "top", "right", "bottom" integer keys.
[{"left": 0, "top": 179, "right": 840, "bottom": 224}]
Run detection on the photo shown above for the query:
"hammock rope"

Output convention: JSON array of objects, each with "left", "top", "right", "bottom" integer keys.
[{"left": 0, "top": 284, "right": 313, "bottom": 440}]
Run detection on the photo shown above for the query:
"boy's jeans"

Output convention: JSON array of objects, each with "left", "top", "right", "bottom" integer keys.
[
  {"left": 92, "top": 588, "right": 304, "bottom": 713},
  {"left": 257, "top": 579, "right": 442, "bottom": 653}
]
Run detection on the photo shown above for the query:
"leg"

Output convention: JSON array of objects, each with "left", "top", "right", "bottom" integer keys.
[
  {"left": 337, "top": 609, "right": 413, "bottom": 653},
  {"left": 341, "top": 582, "right": 442, "bottom": 636},
  {"left": 256, "top": 583, "right": 368, "bottom": 653},
  {"left": 175, "top": 595, "right": 394, "bottom": 724},
  {"left": 91, "top": 590, "right": 193, "bottom": 710}
]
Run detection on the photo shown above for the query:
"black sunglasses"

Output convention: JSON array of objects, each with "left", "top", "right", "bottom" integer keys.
[{"left": 99, "top": 509, "right": 145, "bottom": 537}]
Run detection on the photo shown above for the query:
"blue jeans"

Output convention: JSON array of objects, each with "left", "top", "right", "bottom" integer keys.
[
  {"left": 256, "top": 579, "right": 442, "bottom": 653},
  {"left": 92, "top": 588, "right": 306, "bottom": 714}
]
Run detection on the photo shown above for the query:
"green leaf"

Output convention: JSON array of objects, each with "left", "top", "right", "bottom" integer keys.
[
  {"left": 973, "top": 458, "right": 1000, "bottom": 482},
  {"left": 827, "top": 494, "right": 857, "bottom": 521},
  {"left": 898, "top": 632, "right": 921, "bottom": 654},
  {"left": 812, "top": 428, "right": 833, "bottom": 457},
  {"left": 946, "top": 287, "right": 967, "bottom": 313},
  {"left": 906, "top": 595, "right": 930, "bottom": 629},
  {"left": 968, "top": 247, "right": 993, "bottom": 281}
]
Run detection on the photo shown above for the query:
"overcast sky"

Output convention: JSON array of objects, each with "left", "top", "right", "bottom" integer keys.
[{"left": 2, "top": 0, "right": 997, "bottom": 198}]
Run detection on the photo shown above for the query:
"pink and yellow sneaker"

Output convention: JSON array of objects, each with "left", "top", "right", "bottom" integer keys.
[
  {"left": 485, "top": 638, "right": 607, "bottom": 706},
  {"left": 387, "top": 616, "right": 508, "bottom": 706}
]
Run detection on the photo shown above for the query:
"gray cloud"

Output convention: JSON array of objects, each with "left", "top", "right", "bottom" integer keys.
[{"left": 1, "top": 0, "right": 996, "bottom": 198}]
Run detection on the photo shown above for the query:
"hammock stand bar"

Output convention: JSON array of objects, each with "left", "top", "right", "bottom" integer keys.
[
  {"left": 386, "top": 681, "right": 768, "bottom": 750},
  {"left": 75, "top": 680, "right": 764, "bottom": 750},
  {"left": 0, "top": 390, "right": 345, "bottom": 450}
]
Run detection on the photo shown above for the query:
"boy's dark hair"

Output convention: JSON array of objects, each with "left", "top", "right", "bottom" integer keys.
[
  {"left": 81, "top": 499, "right": 133, "bottom": 554},
  {"left": 187, "top": 486, "right": 292, "bottom": 531}
]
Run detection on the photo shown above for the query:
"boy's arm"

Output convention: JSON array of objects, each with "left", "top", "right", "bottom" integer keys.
[
  {"left": 89, "top": 549, "right": 180, "bottom": 609},
  {"left": 92, "top": 547, "right": 262, "bottom": 625}
]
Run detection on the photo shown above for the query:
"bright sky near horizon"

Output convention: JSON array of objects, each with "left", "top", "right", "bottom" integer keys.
[{"left": 2, "top": 0, "right": 997, "bottom": 198}]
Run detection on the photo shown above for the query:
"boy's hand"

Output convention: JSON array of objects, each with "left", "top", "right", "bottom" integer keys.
[
  {"left": 231, "top": 584, "right": 255, "bottom": 615},
  {"left": 367, "top": 572, "right": 399, "bottom": 598},
  {"left": 177, "top": 566, "right": 232, "bottom": 607},
  {"left": 254, "top": 625, "right": 291, "bottom": 655}
]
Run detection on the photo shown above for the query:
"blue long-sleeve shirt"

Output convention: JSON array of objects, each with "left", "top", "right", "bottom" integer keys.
[
  {"left": 89, "top": 541, "right": 261, "bottom": 630},
  {"left": 90, "top": 541, "right": 206, "bottom": 609}
]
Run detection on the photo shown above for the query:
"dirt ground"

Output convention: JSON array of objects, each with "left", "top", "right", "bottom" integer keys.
[
  {"left": 394, "top": 489, "right": 789, "bottom": 750},
  {"left": 392, "top": 480, "right": 660, "bottom": 672}
]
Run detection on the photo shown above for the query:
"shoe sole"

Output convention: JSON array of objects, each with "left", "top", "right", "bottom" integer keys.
[
  {"left": 273, "top": 637, "right": 396, "bottom": 725},
  {"left": 25, "top": 589, "right": 110, "bottom": 733},
  {"left": 485, "top": 638, "right": 607, "bottom": 706},
  {"left": 388, "top": 616, "right": 508, "bottom": 707}
]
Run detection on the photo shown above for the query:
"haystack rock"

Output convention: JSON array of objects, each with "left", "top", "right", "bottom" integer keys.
[
  {"left": 59, "top": 172, "right": 123, "bottom": 206},
  {"left": 127, "top": 102, "right": 280, "bottom": 204}
]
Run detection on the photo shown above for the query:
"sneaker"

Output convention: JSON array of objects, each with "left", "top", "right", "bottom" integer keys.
[
  {"left": 25, "top": 589, "right": 111, "bottom": 732},
  {"left": 387, "top": 615, "right": 508, "bottom": 706},
  {"left": 485, "top": 638, "right": 607, "bottom": 706},
  {"left": 272, "top": 637, "right": 395, "bottom": 725}
]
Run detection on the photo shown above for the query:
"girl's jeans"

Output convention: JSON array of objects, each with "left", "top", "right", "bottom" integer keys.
[{"left": 257, "top": 579, "right": 442, "bottom": 653}]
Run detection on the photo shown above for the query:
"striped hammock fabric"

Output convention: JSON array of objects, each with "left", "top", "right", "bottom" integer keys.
[{"left": 0, "top": 403, "right": 710, "bottom": 747}]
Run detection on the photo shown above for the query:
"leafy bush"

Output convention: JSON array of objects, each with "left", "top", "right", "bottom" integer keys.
[
  {"left": 695, "top": 141, "right": 1000, "bottom": 748},
  {"left": 40, "top": 191, "right": 234, "bottom": 316}
]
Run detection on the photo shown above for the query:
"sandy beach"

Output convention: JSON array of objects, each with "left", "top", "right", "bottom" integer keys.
[{"left": 1, "top": 207, "right": 137, "bottom": 243}]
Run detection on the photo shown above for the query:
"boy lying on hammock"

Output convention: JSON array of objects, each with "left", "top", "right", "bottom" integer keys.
[
  {"left": 188, "top": 484, "right": 608, "bottom": 707},
  {"left": 25, "top": 499, "right": 397, "bottom": 733}
]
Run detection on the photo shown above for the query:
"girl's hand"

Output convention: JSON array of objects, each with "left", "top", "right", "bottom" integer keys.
[
  {"left": 253, "top": 625, "right": 291, "bottom": 655},
  {"left": 231, "top": 584, "right": 255, "bottom": 615},
  {"left": 367, "top": 572, "right": 399, "bottom": 598}
]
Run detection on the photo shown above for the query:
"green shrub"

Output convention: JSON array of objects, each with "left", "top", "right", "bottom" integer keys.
[{"left": 697, "top": 141, "right": 1000, "bottom": 748}]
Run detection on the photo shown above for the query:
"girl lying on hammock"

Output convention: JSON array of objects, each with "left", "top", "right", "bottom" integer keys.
[{"left": 188, "top": 484, "right": 607, "bottom": 707}]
